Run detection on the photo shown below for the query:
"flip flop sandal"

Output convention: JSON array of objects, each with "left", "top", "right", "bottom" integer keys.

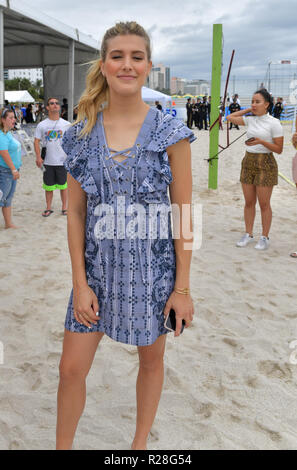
[
  {"left": 290, "top": 252, "right": 297, "bottom": 258},
  {"left": 42, "top": 210, "right": 54, "bottom": 217},
  {"left": 61, "top": 210, "right": 67, "bottom": 216}
]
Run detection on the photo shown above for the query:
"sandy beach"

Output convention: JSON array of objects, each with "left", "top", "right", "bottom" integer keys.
[{"left": 0, "top": 121, "right": 296, "bottom": 450}]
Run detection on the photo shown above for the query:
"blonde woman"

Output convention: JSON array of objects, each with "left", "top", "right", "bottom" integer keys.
[
  {"left": 0, "top": 109, "right": 21, "bottom": 228},
  {"left": 57, "top": 22, "right": 195, "bottom": 450}
]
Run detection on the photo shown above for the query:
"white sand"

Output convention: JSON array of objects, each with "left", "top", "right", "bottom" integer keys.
[{"left": 0, "top": 123, "right": 296, "bottom": 450}]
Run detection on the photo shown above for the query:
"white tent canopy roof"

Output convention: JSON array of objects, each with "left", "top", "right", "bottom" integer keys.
[
  {"left": 5, "top": 90, "right": 34, "bottom": 102},
  {"left": 0, "top": 0, "right": 100, "bottom": 116},
  {"left": 142, "top": 86, "right": 172, "bottom": 106},
  {"left": 1, "top": 0, "right": 98, "bottom": 68}
]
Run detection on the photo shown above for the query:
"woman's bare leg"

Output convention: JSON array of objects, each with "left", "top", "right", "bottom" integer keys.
[
  {"left": 241, "top": 183, "right": 257, "bottom": 235},
  {"left": 256, "top": 185, "right": 274, "bottom": 238},
  {"left": 132, "top": 334, "right": 167, "bottom": 450},
  {"left": 2, "top": 206, "right": 17, "bottom": 229},
  {"left": 56, "top": 330, "right": 104, "bottom": 450}
]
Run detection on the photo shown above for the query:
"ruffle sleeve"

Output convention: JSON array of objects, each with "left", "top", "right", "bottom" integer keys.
[
  {"left": 146, "top": 113, "right": 196, "bottom": 153},
  {"left": 137, "top": 113, "right": 196, "bottom": 204},
  {"left": 62, "top": 123, "right": 97, "bottom": 195}
]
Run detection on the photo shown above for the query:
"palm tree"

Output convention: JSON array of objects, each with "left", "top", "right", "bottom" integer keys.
[{"left": 35, "top": 79, "right": 43, "bottom": 95}]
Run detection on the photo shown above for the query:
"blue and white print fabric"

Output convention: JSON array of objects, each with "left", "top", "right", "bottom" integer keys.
[{"left": 62, "top": 108, "right": 196, "bottom": 346}]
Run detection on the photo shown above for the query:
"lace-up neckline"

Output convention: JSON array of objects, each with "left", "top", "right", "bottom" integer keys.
[{"left": 99, "top": 109, "right": 153, "bottom": 167}]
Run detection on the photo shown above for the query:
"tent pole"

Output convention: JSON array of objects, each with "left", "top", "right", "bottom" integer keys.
[
  {"left": 68, "top": 39, "right": 75, "bottom": 123},
  {"left": 41, "top": 45, "right": 46, "bottom": 104},
  {"left": 0, "top": 7, "right": 4, "bottom": 108}
]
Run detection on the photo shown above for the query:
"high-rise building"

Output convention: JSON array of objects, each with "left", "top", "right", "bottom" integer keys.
[
  {"left": 170, "top": 77, "right": 186, "bottom": 94},
  {"left": 148, "top": 64, "right": 170, "bottom": 91}
]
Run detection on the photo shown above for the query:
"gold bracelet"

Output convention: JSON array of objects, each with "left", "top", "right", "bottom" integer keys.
[{"left": 174, "top": 287, "right": 190, "bottom": 295}]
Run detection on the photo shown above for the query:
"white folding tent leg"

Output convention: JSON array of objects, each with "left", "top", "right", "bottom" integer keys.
[
  {"left": 0, "top": 7, "right": 4, "bottom": 108},
  {"left": 68, "top": 39, "right": 75, "bottom": 123}
]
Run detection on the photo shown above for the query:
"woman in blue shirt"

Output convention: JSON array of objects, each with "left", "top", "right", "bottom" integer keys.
[{"left": 0, "top": 108, "right": 22, "bottom": 229}]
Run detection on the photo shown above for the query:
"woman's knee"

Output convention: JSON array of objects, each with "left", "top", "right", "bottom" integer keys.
[
  {"left": 244, "top": 199, "right": 256, "bottom": 209},
  {"left": 59, "top": 358, "right": 88, "bottom": 382},
  {"left": 258, "top": 201, "right": 271, "bottom": 211},
  {"left": 139, "top": 354, "right": 164, "bottom": 372},
  {"left": 138, "top": 340, "right": 166, "bottom": 371}
]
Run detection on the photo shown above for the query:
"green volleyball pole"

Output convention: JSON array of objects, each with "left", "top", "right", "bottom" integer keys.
[{"left": 208, "top": 24, "right": 223, "bottom": 189}]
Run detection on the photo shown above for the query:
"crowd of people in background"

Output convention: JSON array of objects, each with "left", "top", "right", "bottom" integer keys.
[
  {"left": 186, "top": 92, "right": 286, "bottom": 131},
  {"left": 3, "top": 98, "right": 73, "bottom": 128},
  {"left": 4, "top": 92, "right": 287, "bottom": 135},
  {"left": 186, "top": 96, "right": 211, "bottom": 130},
  {"left": 4, "top": 99, "right": 46, "bottom": 127}
]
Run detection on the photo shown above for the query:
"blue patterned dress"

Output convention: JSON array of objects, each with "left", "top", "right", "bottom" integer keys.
[{"left": 62, "top": 108, "right": 196, "bottom": 346}]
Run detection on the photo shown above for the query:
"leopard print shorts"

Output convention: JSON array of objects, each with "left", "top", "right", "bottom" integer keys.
[{"left": 240, "top": 151, "right": 278, "bottom": 186}]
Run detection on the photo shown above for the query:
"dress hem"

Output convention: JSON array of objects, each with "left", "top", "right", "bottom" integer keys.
[{"left": 64, "top": 325, "right": 170, "bottom": 347}]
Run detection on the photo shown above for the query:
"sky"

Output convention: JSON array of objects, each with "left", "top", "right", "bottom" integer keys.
[{"left": 21, "top": 0, "right": 297, "bottom": 81}]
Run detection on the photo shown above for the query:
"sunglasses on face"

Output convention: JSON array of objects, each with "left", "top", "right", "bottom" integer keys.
[{"left": 49, "top": 102, "right": 59, "bottom": 105}]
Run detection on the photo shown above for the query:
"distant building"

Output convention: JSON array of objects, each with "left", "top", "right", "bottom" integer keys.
[
  {"left": 170, "top": 77, "right": 186, "bottom": 94},
  {"left": 5, "top": 68, "right": 43, "bottom": 84},
  {"left": 184, "top": 79, "right": 210, "bottom": 96},
  {"left": 184, "top": 85, "right": 200, "bottom": 95},
  {"left": 148, "top": 63, "right": 170, "bottom": 91}
]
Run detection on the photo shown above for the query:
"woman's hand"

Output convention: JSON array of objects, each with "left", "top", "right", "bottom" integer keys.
[
  {"left": 12, "top": 170, "right": 20, "bottom": 180},
  {"left": 246, "top": 136, "right": 283, "bottom": 154},
  {"left": 163, "top": 292, "right": 194, "bottom": 337},
  {"left": 73, "top": 284, "right": 100, "bottom": 329},
  {"left": 245, "top": 137, "right": 262, "bottom": 146}
]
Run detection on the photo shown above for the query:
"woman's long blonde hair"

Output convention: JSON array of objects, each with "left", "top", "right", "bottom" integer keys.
[{"left": 76, "top": 21, "right": 152, "bottom": 137}]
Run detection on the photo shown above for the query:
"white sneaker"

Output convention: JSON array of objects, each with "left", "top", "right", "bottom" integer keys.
[
  {"left": 236, "top": 233, "right": 254, "bottom": 247},
  {"left": 255, "top": 236, "right": 269, "bottom": 250}
]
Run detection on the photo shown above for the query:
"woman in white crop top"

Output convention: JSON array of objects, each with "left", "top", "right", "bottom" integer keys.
[{"left": 227, "top": 88, "right": 284, "bottom": 251}]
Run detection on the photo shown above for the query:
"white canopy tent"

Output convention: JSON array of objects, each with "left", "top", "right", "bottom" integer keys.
[
  {"left": 142, "top": 86, "right": 172, "bottom": 109},
  {"left": 0, "top": 0, "right": 99, "bottom": 120},
  {"left": 5, "top": 89, "right": 34, "bottom": 102}
]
